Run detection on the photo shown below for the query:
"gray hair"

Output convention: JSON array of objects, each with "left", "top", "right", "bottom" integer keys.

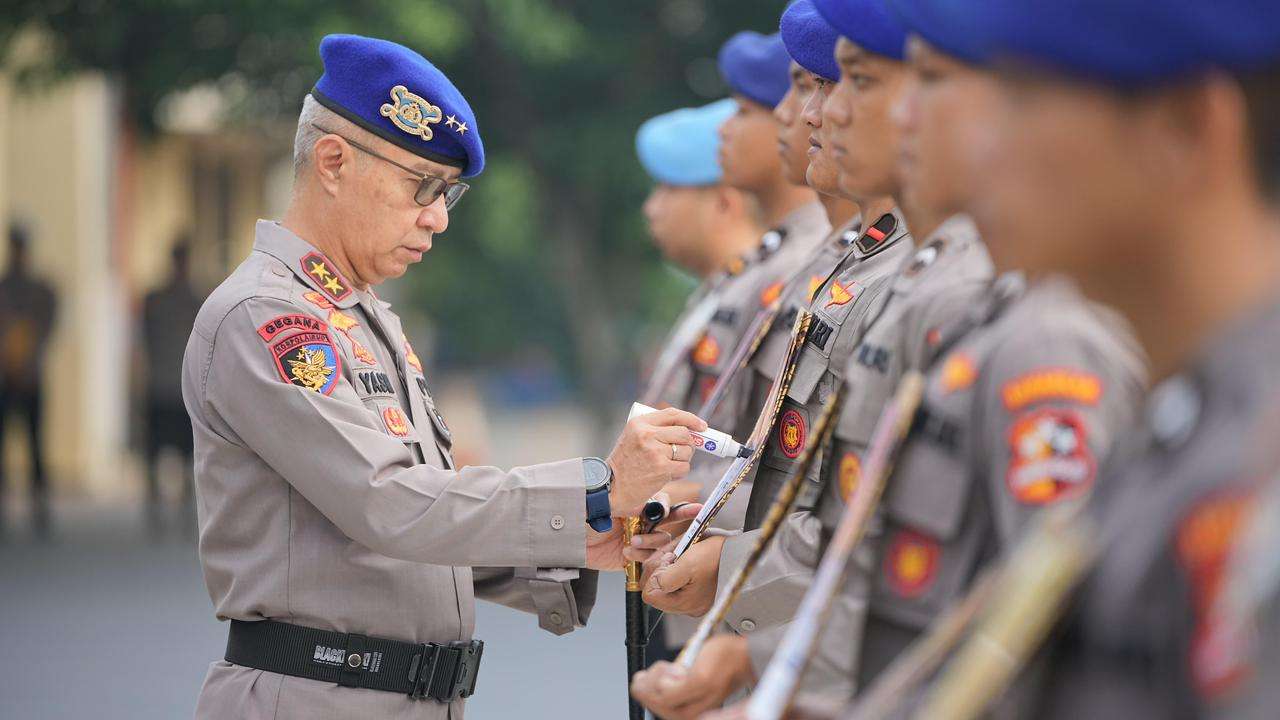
[{"left": 292, "top": 94, "right": 357, "bottom": 177}]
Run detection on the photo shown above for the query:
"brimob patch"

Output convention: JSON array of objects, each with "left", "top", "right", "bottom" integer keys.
[
  {"left": 382, "top": 406, "right": 411, "bottom": 438},
  {"left": 271, "top": 331, "right": 341, "bottom": 395},
  {"left": 778, "top": 408, "right": 806, "bottom": 458},
  {"left": 838, "top": 452, "right": 861, "bottom": 501},
  {"left": 1002, "top": 368, "right": 1103, "bottom": 411},
  {"left": 884, "top": 529, "right": 939, "bottom": 598},
  {"left": 1005, "top": 408, "right": 1094, "bottom": 504}
]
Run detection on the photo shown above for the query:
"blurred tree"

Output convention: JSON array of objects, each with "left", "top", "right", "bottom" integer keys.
[{"left": 0, "top": 0, "right": 785, "bottom": 439}]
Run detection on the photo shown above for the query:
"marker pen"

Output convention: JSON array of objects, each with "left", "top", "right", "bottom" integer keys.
[{"left": 628, "top": 402, "right": 752, "bottom": 459}]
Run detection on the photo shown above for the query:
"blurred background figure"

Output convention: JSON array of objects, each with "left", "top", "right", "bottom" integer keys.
[
  {"left": 0, "top": 222, "right": 57, "bottom": 540},
  {"left": 140, "top": 236, "right": 202, "bottom": 537}
]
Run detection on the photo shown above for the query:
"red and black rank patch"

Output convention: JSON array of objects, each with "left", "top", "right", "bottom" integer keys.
[
  {"left": 778, "top": 408, "right": 806, "bottom": 458},
  {"left": 382, "top": 406, "right": 411, "bottom": 438},
  {"left": 257, "top": 314, "right": 328, "bottom": 343},
  {"left": 838, "top": 452, "right": 861, "bottom": 501},
  {"left": 270, "top": 330, "right": 341, "bottom": 395},
  {"left": 759, "top": 281, "right": 783, "bottom": 308},
  {"left": 1005, "top": 408, "right": 1095, "bottom": 505},
  {"left": 1176, "top": 490, "right": 1255, "bottom": 699},
  {"left": 692, "top": 334, "right": 720, "bottom": 367},
  {"left": 884, "top": 529, "right": 940, "bottom": 598},
  {"left": 301, "top": 251, "right": 352, "bottom": 303},
  {"left": 856, "top": 213, "right": 898, "bottom": 254}
]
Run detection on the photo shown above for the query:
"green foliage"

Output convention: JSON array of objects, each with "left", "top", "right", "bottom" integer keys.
[{"left": 0, "top": 0, "right": 784, "bottom": 404}]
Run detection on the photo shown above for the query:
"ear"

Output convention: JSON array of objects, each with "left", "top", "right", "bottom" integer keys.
[{"left": 311, "top": 134, "right": 353, "bottom": 197}]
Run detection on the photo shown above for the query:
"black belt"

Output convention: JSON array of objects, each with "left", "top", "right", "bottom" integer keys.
[{"left": 225, "top": 619, "right": 483, "bottom": 701}]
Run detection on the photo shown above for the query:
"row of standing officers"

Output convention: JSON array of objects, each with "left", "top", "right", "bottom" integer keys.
[{"left": 181, "top": 0, "right": 1280, "bottom": 718}]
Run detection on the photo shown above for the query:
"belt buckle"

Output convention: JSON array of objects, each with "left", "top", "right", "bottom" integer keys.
[{"left": 449, "top": 640, "right": 484, "bottom": 699}]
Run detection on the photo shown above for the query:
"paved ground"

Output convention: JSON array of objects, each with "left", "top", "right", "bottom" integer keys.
[{"left": 0, "top": 501, "right": 637, "bottom": 719}]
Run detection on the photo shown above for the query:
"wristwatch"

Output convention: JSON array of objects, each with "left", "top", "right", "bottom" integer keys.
[{"left": 583, "top": 457, "right": 613, "bottom": 532}]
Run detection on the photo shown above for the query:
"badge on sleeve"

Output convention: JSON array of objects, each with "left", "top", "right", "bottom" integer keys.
[
  {"left": 262, "top": 318, "right": 341, "bottom": 396},
  {"left": 1176, "top": 490, "right": 1255, "bottom": 699},
  {"left": 1005, "top": 408, "right": 1095, "bottom": 504},
  {"left": 884, "top": 529, "right": 940, "bottom": 598},
  {"left": 778, "top": 408, "right": 806, "bottom": 458}
]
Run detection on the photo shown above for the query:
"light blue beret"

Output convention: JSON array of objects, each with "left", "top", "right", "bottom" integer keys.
[{"left": 635, "top": 99, "right": 736, "bottom": 186}]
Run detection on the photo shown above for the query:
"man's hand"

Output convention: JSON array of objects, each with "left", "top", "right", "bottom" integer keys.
[
  {"left": 607, "top": 407, "right": 707, "bottom": 515},
  {"left": 585, "top": 494, "right": 702, "bottom": 570},
  {"left": 642, "top": 534, "right": 725, "bottom": 616},
  {"left": 630, "top": 635, "right": 754, "bottom": 720}
]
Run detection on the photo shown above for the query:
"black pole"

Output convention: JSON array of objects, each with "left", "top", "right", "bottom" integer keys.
[{"left": 624, "top": 518, "right": 647, "bottom": 720}]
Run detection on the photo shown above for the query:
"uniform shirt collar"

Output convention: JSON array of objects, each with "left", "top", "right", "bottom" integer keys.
[{"left": 253, "top": 220, "right": 364, "bottom": 309}]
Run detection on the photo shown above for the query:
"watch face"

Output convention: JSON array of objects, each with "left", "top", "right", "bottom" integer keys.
[{"left": 584, "top": 457, "right": 611, "bottom": 492}]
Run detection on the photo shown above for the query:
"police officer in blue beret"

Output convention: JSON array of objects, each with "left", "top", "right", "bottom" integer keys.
[
  {"left": 802, "top": 1, "right": 1280, "bottom": 718},
  {"left": 183, "top": 34, "right": 704, "bottom": 719}
]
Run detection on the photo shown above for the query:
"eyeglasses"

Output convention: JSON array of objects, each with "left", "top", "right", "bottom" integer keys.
[{"left": 311, "top": 124, "right": 469, "bottom": 210}]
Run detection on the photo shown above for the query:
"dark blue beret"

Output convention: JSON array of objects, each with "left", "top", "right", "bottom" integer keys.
[
  {"left": 886, "top": 0, "right": 990, "bottom": 64},
  {"left": 813, "top": 0, "right": 910, "bottom": 61},
  {"left": 718, "top": 32, "right": 793, "bottom": 108},
  {"left": 636, "top": 100, "right": 736, "bottom": 186},
  {"left": 312, "top": 34, "right": 485, "bottom": 178},
  {"left": 973, "top": 0, "right": 1280, "bottom": 86},
  {"left": 780, "top": 0, "right": 842, "bottom": 82}
]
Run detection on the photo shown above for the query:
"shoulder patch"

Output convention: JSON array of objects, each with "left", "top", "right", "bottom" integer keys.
[
  {"left": 257, "top": 314, "right": 328, "bottom": 343},
  {"left": 270, "top": 329, "right": 341, "bottom": 395},
  {"left": 884, "top": 529, "right": 940, "bottom": 598},
  {"left": 1002, "top": 368, "right": 1103, "bottom": 411},
  {"left": 301, "top": 252, "right": 352, "bottom": 303},
  {"left": 1176, "top": 489, "right": 1255, "bottom": 699},
  {"left": 1005, "top": 408, "right": 1094, "bottom": 504}
]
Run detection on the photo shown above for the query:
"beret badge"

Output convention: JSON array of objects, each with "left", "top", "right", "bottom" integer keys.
[{"left": 380, "top": 84, "right": 443, "bottom": 141}]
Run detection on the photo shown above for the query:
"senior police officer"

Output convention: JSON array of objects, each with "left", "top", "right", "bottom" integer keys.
[
  {"left": 184, "top": 35, "right": 705, "bottom": 719},
  {"left": 889, "top": 0, "right": 1280, "bottom": 717}
]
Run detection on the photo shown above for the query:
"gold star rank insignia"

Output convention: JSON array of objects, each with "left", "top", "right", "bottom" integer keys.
[
  {"left": 301, "top": 251, "right": 352, "bottom": 303},
  {"left": 455, "top": 121, "right": 467, "bottom": 135},
  {"left": 445, "top": 115, "right": 458, "bottom": 128}
]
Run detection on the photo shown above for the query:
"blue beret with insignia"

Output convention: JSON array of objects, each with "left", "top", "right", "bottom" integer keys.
[
  {"left": 312, "top": 34, "right": 485, "bottom": 178},
  {"left": 635, "top": 99, "right": 736, "bottom": 186},
  {"left": 813, "top": 0, "right": 910, "bottom": 61},
  {"left": 886, "top": 0, "right": 990, "bottom": 64},
  {"left": 780, "top": 0, "right": 842, "bottom": 82},
  {"left": 718, "top": 32, "right": 793, "bottom": 108},
  {"left": 970, "top": 0, "right": 1280, "bottom": 85}
]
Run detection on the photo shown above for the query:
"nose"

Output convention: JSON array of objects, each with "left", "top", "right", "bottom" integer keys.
[
  {"left": 417, "top": 194, "right": 449, "bottom": 233},
  {"left": 802, "top": 88, "right": 823, "bottom": 129}
]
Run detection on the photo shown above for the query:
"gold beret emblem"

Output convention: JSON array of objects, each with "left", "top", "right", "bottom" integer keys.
[{"left": 380, "top": 84, "right": 443, "bottom": 141}]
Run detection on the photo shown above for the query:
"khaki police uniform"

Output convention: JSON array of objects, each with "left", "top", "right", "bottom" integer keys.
[
  {"left": 719, "top": 215, "right": 994, "bottom": 695},
  {"left": 1026, "top": 297, "right": 1280, "bottom": 720},
  {"left": 186, "top": 221, "right": 596, "bottom": 720}
]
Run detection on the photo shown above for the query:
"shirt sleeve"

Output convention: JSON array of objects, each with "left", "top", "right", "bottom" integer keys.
[
  {"left": 472, "top": 567, "right": 599, "bottom": 636},
  {"left": 199, "top": 296, "right": 588, "bottom": 569}
]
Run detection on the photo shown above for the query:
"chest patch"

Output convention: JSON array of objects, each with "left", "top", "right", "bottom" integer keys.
[
  {"left": 838, "top": 452, "right": 861, "bottom": 501},
  {"left": 778, "top": 408, "right": 807, "bottom": 458},
  {"left": 884, "top": 529, "right": 940, "bottom": 598},
  {"left": 939, "top": 352, "right": 978, "bottom": 394},
  {"left": 692, "top": 334, "right": 720, "bottom": 367},
  {"left": 382, "top": 406, "right": 411, "bottom": 438}
]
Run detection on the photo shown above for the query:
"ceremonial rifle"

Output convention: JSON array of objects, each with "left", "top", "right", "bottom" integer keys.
[{"left": 746, "top": 372, "right": 926, "bottom": 720}]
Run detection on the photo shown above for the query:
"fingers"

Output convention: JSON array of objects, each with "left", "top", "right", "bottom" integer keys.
[
  {"left": 645, "top": 406, "right": 709, "bottom": 432},
  {"left": 654, "top": 424, "right": 696, "bottom": 445},
  {"left": 630, "top": 663, "right": 705, "bottom": 717},
  {"left": 651, "top": 554, "right": 696, "bottom": 593},
  {"left": 630, "top": 530, "right": 675, "bottom": 550}
]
